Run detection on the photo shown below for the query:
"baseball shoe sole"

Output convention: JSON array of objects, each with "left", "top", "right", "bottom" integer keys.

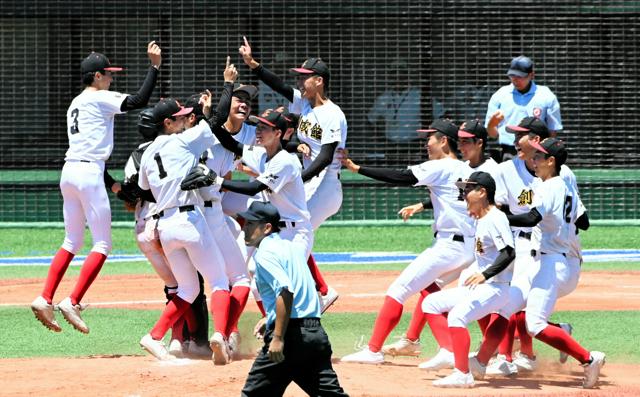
[
  {"left": 31, "top": 296, "right": 62, "bottom": 332},
  {"left": 58, "top": 297, "right": 89, "bottom": 334},
  {"left": 210, "top": 332, "right": 231, "bottom": 365}
]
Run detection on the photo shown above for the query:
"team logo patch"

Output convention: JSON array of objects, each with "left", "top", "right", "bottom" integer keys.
[
  {"left": 517, "top": 189, "right": 533, "bottom": 206},
  {"left": 265, "top": 173, "right": 280, "bottom": 184},
  {"left": 475, "top": 238, "right": 484, "bottom": 254},
  {"left": 533, "top": 107, "right": 541, "bottom": 118}
]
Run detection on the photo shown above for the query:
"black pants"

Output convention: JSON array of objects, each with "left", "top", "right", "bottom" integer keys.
[{"left": 241, "top": 318, "right": 348, "bottom": 397}]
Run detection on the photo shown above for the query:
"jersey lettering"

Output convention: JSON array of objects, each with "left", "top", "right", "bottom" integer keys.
[
  {"left": 154, "top": 153, "right": 168, "bottom": 179},
  {"left": 298, "top": 119, "right": 312, "bottom": 136},
  {"left": 309, "top": 124, "right": 323, "bottom": 140},
  {"left": 69, "top": 108, "right": 80, "bottom": 134},
  {"left": 475, "top": 237, "right": 485, "bottom": 254},
  {"left": 517, "top": 189, "right": 533, "bottom": 206},
  {"left": 563, "top": 195, "right": 573, "bottom": 223}
]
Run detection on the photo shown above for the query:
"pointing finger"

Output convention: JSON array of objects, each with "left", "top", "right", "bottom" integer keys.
[{"left": 226, "top": 56, "right": 230, "bottom": 68}]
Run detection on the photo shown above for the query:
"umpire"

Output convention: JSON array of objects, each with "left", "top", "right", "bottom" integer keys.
[{"left": 238, "top": 201, "right": 348, "bottom": 397}]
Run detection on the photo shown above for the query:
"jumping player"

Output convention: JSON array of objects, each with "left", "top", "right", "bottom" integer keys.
[
  {"left": 339, "top": 119, "right": 475, "bottom": 365},
  {"left": 31, "top": 42, "right": 162, "bottom": 333},
  {"left": 468, "top": 138, "right": 605, "bottom": 389},
  {"left": 239, "top": 36, "right": 346, "bottom": 311},
  {"left": 422, "top": 172, "right": 515, "bottom": 388},
  {"left": 137, "top": 58, "right": 237, "bottom": 363}
]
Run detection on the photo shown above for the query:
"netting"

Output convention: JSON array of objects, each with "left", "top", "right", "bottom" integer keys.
[{"left": 1, "top": 1, "right": 639, "bottom": 222}]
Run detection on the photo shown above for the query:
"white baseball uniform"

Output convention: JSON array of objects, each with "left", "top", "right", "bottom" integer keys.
[
  {"left": 199, "top": 135, "right": 250, "bottom": 289},
  {"left": 423, "top": 206, "right": 515, "bottom": 328},
  {"left": 524, "top": 175, "right": 579, "bottom": 335},
  {"left": 241, "top": 145, "right": 314, "bottom": 257},
  {"left": 220, "top": 123, "right": 258, "bottom": 216},
  {"left": 60, "top": 89, "right": 129, "bottom": 256},
  {"left": 138, "top": 120, "right": 228, "bottom": 303},
  {"left": 123, "top": 142, "right": 176, "bottom": 287},
  {"left": 386, "top": 157, "right": 476, "bottom": 304},
  {"left": 289, "top": 89, "right": 348, "bottom": 230}
]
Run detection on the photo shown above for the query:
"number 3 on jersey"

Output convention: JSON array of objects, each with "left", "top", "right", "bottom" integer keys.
[
  {"left": 69, "top": 108, "right": 80, "bottom": 134},
  {"left": 154, "top": 153, "right": 168, "bottom": 179}
]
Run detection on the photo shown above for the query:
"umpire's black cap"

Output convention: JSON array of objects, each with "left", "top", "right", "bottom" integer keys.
[
  {"left": 416, "top": 119, "right": 459, "bottom": 141},
  {"left": 238, "top": 201, "right": 281, "bottom": 226},
  {"left": 507, "top": 55, "right": 534, "bottom": 77},
  {"left": 81, "top": 52, "right": 123, "bottom": 74},
  {"left": 505, "top": 116, "right": 550, "bottom": 139},
  {"left": 530, "top": 137, "right": 568, "bottom": 166}
]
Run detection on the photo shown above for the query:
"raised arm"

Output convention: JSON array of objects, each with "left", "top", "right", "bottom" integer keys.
[
  {"left": 239, "top": 36, "right": 294, "bottom": 102},
  {"left": 121, "top": 41, "right": 162, "bottom": 111},
  {"left": 205, "top": 57, "right": 243, "bottom": 156}
]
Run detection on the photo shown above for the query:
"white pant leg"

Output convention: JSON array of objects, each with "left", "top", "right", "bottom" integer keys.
[
  {"left": 306, "top": 174, "right": 342, "bottom": 231},
  {"left": 447, "top": 283, "right": 510, "bottom": 328},
  {"left": 497, "top": 246, "right": 539, "bottom": 319},
  {"left": 158, "top": 208, "right": 229, "bottom": 297},
  {"left": 525, "top": 253, "right": 566, "bottom": 336},
  {"left": 558, "top": 255, "right": 581, "bottom": 298},
  {"left": 205, "top": 205, "right": 250, "bottom": 288},
  {"left": 135, "top": 218, "right": 177, "bottom": 287},
  {"left": 422, "top": 287, "right": 468, "bottom": 314},
  {"left": 161, "top": 246, "right": 200, "bottom": 303},
  {"left": 279, "top": 222, "right": 315, "bottom": 258},
  {"left": 513, "top": 235, "right": 534, "bottom": 280},
  {"left": 60, "top": 161, "right": 112, "bottom": 255},
  {"left": 221, "top": 191, "right": 257, "bottom": 217},
  {"left": 387, "top": 236, "right": 475, "bottom": 304}
]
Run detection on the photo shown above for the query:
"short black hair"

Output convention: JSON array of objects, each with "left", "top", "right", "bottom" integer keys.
[
  {"left": 435, "top": 131, "right": 458, "bottom": 153},
  {"left": 82, "top": 72, "right": 96, "bottom": 86}
]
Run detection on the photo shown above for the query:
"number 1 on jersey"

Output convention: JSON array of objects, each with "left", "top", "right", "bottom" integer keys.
[{"left": 154, "top": 153, "right": 168, "bottom": 179}]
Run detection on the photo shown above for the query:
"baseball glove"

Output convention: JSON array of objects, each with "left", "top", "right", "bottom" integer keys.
[{"left": 181, "top": 164, "right": 218, "bottom": 190}]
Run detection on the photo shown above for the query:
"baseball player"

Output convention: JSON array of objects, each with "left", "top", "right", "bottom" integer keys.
[
  {"left": 137, "top": 59, "right": 237, "bottom": 363},
  {"left": 180, "top": 109, "right": 314, "bottom": 260},
  {"left": 485, "top": 117, "right": 588, "bottom": 376},
  {"left": 468, "top": 138, "right": 605, "bottom": 389},
  {"left": 372, "top": 120, "right": 499, "bottom": 368},
  {"left": 423, "top": 171, "right": 515, "bottom": 388},
  {"left": 339, "top": 119, "right": 475, "bottom": 365},
  {"left": 237, "top": 201, "right": 347, "bottom": 397},
  {"left": 110, "top": 108, "right": 210, "bottom": 357},
  {"left": 30, "top": 42, "right": 162, "bottom": 334},
  {"left": 485, "top": 55, "right": 563, "bottom": 162},
  {"left": 239, "top": 36, "right": 347, "bottom": 311},
  {"left": 183, "top": 91, "right": 252, "bottom": 359}
]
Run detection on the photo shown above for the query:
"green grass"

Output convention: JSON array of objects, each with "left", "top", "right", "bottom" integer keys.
[
  {"left": 2, "top": 225, "right": 640, "bottom": 257},
  {"left": 2, "top": 308, "right": 639, "bottom": 363}
]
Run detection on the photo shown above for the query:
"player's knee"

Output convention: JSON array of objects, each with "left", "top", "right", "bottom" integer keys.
[
  {"left": 62, "top": 236, "right": 83, "bottom": 254},
  {"left": 93, "top": 240, "right": 112, "bottom": 256},
  {"left": 421, "top": 294, "right": 440, "bottom": 314},
  {"left": 525, "top": 313, "right": 546, "bottom": 336},
  {"left": 177, "top": 285, "right": 199, "bottom": 304},
  {"left": 386, "top": 284, "right": 411, "bottom": 304},
  {"left": 447, "top": 308, "right": 470, "bottom": 328},
  {"left": 230, "top": 276, "right": 251, "bottom": 288}
]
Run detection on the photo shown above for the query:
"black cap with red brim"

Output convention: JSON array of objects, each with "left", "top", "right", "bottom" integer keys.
[
  {"left": 416, "top": 119, "right": 459, "bottom": 141},
  {"left": 81, "top": 52, "right": 123, "bottom": 74},
  {"left": 529, "top": 137, "right": 568, "bottom": 166},
  {"left": 153, "top": 98, "right": 193, "bottom": 121},
  {"left": 505, "top": 116, "right": 550, "bottom": 139}
]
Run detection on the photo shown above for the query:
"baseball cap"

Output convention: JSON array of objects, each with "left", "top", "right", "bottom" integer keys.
[
  {"left": 458, "top": 119, "right": 488, "bottom": 141},
  {"left": 455, "top": 171, "right": 496, "bottom": 196},
  {"left": 416, "top": 119, "right": 459, "bottom": 141},
  {"left": 184, "top": 93, "right": 205, "bottom": 118},
  {"left": 233, "top": 84, "right": 258, "bottom": 101},
  {"left": 152, "top": 98, "right": 193, "bottom": 121},
  {"left": 137, "top": 107, "right": 159, "bottom": 141},
  {"left": 280, "top": 108, "right": 301, "bottom": 130},
  {"left": 238, "top": 201, "right": 281, "bottom": 226},
  {"left": 507, "top": 55, "right": 534, "bottom": 77},
  {"left": 249, "top": 109, "right": 289, "bottom": 133},
  {"left": 505, "top": 116, "right": 550, "bottom": 139},
  {"left": 290, "top": 58, "right": 330, "bottom": 80},
  {"left": 81, "top": 52, "right": 123, "bottom": 74},
  {"left": 530, "top": 137, "right": 568, "bottom": 166}
]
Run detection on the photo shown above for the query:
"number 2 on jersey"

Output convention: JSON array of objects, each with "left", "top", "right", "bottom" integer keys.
[
  {"left": 69, "top": 108, "right": 80, "bottom": 134},
  {"left": 563, "top": 195, "right": 573, "bottom": 223},
  {"left": 154, "top": 153, "right": 168, "bottom": 179}
]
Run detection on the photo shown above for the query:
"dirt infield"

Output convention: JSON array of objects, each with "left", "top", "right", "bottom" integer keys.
[{"left": 2, "top": 269, "right": 640, "bottom": 396}]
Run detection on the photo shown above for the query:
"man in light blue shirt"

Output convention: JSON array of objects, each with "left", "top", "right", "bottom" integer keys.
[
  {"left": 485, "top": 56, "right": 562, "bottom": 162},
  {"left": 239, "top": 201, "right": 347, "bottom": 397}
]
